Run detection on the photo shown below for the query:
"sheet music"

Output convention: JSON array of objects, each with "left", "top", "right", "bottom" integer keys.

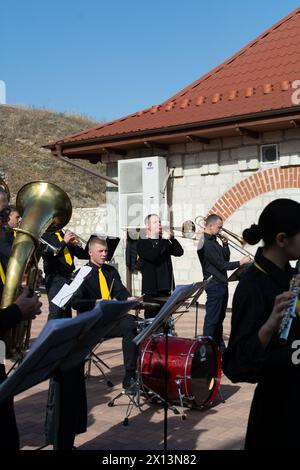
[{"left": 51, "top": 265, "right": 92, "bottom": 308}]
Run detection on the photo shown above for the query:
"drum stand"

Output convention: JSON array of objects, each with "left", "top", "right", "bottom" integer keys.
[
  {"left": 107, "top": 334, "right": 183, "bottom": 428},
  {"left": 85, "top": 348, "right": 114, "bottom": 388}
]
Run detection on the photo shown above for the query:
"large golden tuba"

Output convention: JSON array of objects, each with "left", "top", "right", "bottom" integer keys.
[{"left": 1, "top": 181, "right": 72, "bottom": 357}]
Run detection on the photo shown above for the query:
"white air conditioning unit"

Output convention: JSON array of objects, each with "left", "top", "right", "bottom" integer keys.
[{"left": 118, "top": 156, "right": 168, "bottom": 230}]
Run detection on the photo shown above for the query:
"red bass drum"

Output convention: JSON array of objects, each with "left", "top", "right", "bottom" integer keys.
[{"left": 140, "top": 335, "right": 221, "bottom": 408}]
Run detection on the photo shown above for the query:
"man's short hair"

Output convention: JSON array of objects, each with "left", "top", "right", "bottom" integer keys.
[
  {"left": 88, "top": 236, "right": 108, "bottom": 251},
  {"left": 144, "top": 213, "right": 159, "bottom": 225},
  {"left": 205, "top": 214, "right": 222, "bottom": 225}
]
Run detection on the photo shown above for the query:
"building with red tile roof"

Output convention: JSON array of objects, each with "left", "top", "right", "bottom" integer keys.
[
  {"left": 45, "top": 7, "right": 300, "bottom": 157},
  {"left": 45, "top": 7, "right": 300, "bottom": 299}
]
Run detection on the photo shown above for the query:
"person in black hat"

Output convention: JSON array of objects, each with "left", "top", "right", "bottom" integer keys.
[
  {"left": 223, "top": 198, "right": 300, "bottom": 450},
  {"left": 72, "top": 236, "right": 138, "bottom": 389}
]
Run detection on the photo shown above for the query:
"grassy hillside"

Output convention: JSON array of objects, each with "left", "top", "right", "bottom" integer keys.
[{"left": 0, "top": 105, "right": 106, "bottom": 207}]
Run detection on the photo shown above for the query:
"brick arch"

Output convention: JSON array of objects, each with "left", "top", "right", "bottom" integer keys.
[{"left": 210, "top": 166, "right": 300, "bottom": 221}]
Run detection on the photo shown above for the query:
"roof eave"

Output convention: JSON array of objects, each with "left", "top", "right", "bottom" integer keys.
[{"left": 44, "top": 106, "right": 300, "bottom": 154}]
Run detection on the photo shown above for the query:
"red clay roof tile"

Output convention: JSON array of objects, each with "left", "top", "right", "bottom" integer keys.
[{"left": 50, "top": 7, "right": 300, "bottom": 146}]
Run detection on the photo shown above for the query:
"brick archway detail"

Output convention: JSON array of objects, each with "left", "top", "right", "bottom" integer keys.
[{"left": 210, "top": 166, "right": 300, "bottom": 221}]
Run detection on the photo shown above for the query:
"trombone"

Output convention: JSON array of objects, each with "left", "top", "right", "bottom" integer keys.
[
  {"left": 170, "top": 216, "right": 253, "bottom": 258},
  {"left": 195, "top": 215, "right": 254, "bottom": 258},
  {"left": 163, "top": 220, "right": 203, "bottom": 240}
]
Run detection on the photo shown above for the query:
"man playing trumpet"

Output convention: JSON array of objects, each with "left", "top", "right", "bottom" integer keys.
[
  {"left": 41, "top": 229, "right": 89, "bottom": 320},
  {"left": 137, "top": 214, "right": 184, "bottom": 318}
]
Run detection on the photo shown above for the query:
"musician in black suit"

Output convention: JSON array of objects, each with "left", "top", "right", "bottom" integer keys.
[
  {"left": 72, "top": 236, "right": 137, "bottom": 389},
  {"left": 42, "top": 229, "right": 89, "bottom": 319},
  {"left": 0, "top": 205, "right": 21, "bottom": 271},
  {"left": 0, "top": 288, "right": 42, "bottom": 449},
  {"left": 0, "top": 187, "right": 8, "bottom": 212},
  {"left": 43, "top": 229, "right": 89, "bottom": 450},
  {"left": 197, "top": 214, "right": 250, "bottom": 353},
  {"left": 0, "top": 205, "right": 22, "bottom": 298},
  {"left": 137, "top": 214, "right": 184, "bottom": 318}
]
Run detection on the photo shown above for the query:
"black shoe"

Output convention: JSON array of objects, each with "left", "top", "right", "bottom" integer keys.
[{"left": 122, "top": 371, "right": 136, "bottom": 389}]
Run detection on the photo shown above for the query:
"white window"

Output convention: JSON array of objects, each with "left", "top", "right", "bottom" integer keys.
[{"left": 260, "top": 144, "right": 278, "bottom": 165}]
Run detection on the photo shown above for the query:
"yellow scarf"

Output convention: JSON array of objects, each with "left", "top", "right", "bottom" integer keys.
[
  {"left": 55, "top": 231, "right": 73, "bottom": 266},
  {"left": 0, "top": 262, "right": 5, "bottom": 284},
  {"left": 98, "top": 267, "right": 111, "bottom": 299}
]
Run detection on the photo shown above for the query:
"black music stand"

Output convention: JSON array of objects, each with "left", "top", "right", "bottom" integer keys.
[
  {"left": 186, "top": 276, "right": 213, "bottom": 337},
  {"left": 0, "top": 300, "right": 136, "bottom": 404}
]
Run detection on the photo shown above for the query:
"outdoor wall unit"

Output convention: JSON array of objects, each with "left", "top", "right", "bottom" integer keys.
[{"left": 118, "top": 156, "right": 168, "bottom": 230}]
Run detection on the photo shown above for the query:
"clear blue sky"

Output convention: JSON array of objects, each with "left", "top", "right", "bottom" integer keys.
[{"left": 1, "top": 0, "right": 300, "bottom": 122}]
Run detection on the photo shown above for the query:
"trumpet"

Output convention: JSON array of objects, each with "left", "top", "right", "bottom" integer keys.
[{"left": 67, "top": 231, "right": 88, "bottom": 247}]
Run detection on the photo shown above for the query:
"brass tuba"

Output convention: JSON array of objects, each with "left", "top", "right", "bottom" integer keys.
[{"left": 1, "top": 181, "right": 72, "bottom": 357}]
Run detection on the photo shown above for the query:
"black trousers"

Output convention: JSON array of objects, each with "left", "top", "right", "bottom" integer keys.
[
  {"left": 45, "top": 364, "right": 87, "bottom": 450},
  {"left": 45, "top": 273, "right": 86, "bottom": 449},
  {"left": 203, "top": 282, "right": 228, "bottom": 351},
  {"left": 143, "top": 292, "right": 170, "bottom": 319},
  {"left": 106, "top": 314, "right": 137, "bottom": 372},
  {"left": 0, "top": 367, "right": 19, "bottom": 450}
]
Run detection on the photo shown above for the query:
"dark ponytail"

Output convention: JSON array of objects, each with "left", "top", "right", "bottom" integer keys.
[
  {"left": 242, "top": 198, "right": 300, "bottom": 246},
  {"left": 243, "top": 224, "right": 263, "bottom": 245}
]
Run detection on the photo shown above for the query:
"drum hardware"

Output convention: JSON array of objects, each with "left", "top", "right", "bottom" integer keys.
[
  {"left": 107, "top": 332, "right": 186, "bottom": 425},
  {"left": 85, "top": 346, "right": 114, "bottom": 388},
  {"left": 174, "top": 380, "right": 186, "bottom": 416}
]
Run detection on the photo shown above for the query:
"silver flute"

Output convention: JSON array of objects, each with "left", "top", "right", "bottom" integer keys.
[{"left": 279, "top": 260, "right": 300, "bottom": 343}]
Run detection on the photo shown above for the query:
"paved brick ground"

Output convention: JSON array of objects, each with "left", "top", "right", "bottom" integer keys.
[{"left": 7, "top": 295, "right": 256, "bottom": 450}]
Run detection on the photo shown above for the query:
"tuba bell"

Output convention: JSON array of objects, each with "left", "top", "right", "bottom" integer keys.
[{"left": 1, "top": 181, "right": 72, "bottom": 357}]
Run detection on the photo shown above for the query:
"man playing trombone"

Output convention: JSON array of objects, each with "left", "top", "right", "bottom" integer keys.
[{"left": 197, "top": 214, "right": 251, "bottom": 355}]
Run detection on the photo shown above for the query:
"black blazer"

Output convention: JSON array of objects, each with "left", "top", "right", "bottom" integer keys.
[
  {"left": 137, "top": 237, "right": 184, "bottom": 296},
  {"left": 0, "top": 228, "right": 14, "bottom": 271},
  {"left": 0, "top": 304, "right": 22, "bottom": 382},
  {"left": 42, "top": 230, "right": 89, "bottom": 277},
  {"left": 72, "top": 262, "right": 129, "bottom": 313}
]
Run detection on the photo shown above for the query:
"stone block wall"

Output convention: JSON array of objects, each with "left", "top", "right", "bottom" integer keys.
[{"left": 105, "top": 127, "right": 300, "bottom": 305}]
